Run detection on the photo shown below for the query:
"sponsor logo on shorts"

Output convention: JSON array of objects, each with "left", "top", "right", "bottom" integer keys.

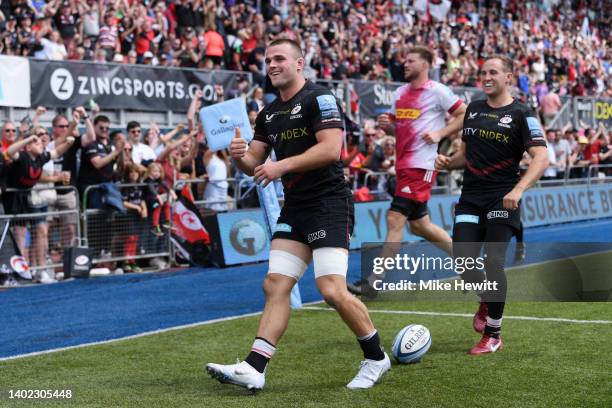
[
  {"left": 275, "top": 223, "right": 292, "bottom": 233},
  {"left": 396, "top": 108, "right": 421, "bottom": 119},
  {"left": 307, "top": 229, "right": 327, "bottom": 243},
  {"left": 400, "top": 186, "right": 412, "bottom": 193},
  {"left": 455, "top": 214, "right": 480, "bottom": 224},
  {"left": 487, "top": 210, "right": 509, "bottom": 220}
]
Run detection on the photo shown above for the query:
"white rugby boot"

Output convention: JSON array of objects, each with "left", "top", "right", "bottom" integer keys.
[
  {"left": 206, "top": 360, "right": 265, "bottom": 392},
  {"left": 346, "top": 352, "right": 391, "bottom": 389}
]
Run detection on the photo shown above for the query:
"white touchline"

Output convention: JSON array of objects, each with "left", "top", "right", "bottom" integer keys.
[
  {"left": 0, "top": 301, "right": 322, "bottom": 362},
  {"left": 301, "top": 306, "right": 612, "bottom": 324}
]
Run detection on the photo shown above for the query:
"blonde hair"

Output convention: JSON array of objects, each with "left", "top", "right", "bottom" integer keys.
[{"left": 145, "top": 162, "right": 164, "bottom": 180}]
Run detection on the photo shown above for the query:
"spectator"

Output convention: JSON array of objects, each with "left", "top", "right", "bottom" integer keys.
[
  {"left": 80, "top": 0, "right": 101, "bottom": 40},
  {"left": 598, "top": 131, "right": 612, "bottom": 176},
  {"left": 127, "top": 121, "right": 157, "bottom": 167},
  {"left": 118, "top": 16, "right": 136, "bottom": 56},
  {"left": 247, "top": 87, "right": 265, "bottom": 113},
  {"left": 143, "top": 162, "right": 175, "bottom": 237},
  {"left": 53, "top": 1, "right": 80, "bottom": 48},
  {"left": 1, "top": 121, "right": 18, "bottom": 151},
  {"left": 32, "top": 125, "right": 61, "bottom": 283},
  {"left": 48, "top": 107, "right": 95, "bottom": 246},
  {"left": 78, "top": 115, "right": 124, "bottom": 208},
  {"left": 98, "top": 12, "right": 118, "bottom": 60},
  {"left": 553, "top": 127, "right": 573, "bottom": 179},
  {"left": 34, "top": 23, "right": 67, "bottom": 60},
  {"left": 121, "top": 163, "right": 147, "bottom": 273},
  {"left": 203, "top": 22, "right": 225, "bottom": 67},
  {"left": 2, "top": 133, "right": 74, "bottom": 276},
  {"left": 361, "top": 127, "right": 386, "bottom": 189},
  {"left": 542, "top": 129, "right": 559, "bottom": 180},
  {"left": 203, "top": 149, "right": 230, "bottom": 212},
  {"left": 540, "top": 88, "right": 562, "bottom": 126},
  {"left": 569, "top": 136, "right": 592, "bottom": 178}
]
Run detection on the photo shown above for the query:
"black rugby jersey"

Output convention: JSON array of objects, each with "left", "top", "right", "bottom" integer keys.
[
  {"left": 253, "top": 80, "right": 350, "bottom": 205},
  {"left": 461, "top": 99, "right": 547, "bottom": 194}
]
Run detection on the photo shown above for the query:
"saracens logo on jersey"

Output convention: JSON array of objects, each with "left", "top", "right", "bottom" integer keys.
[
  {"left": 290, "top": 103, "right": 303, "bottom": 120},
  {"left": 498, "top": 115, "right": 512, "bottom": 129}
]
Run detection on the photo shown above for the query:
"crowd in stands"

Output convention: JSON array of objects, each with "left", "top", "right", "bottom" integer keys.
[
  {"left": 0, "top": 0, "right": 609, "bottom": 100},
  {"left": 0, "top": 90, "right": 234, "bottom": 282}
]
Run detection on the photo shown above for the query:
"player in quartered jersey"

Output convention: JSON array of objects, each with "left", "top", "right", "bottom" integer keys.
[
  {"left": 435, "top": 55, "right": 549, "bottom": 355},
  {"left": 349, "top": 47, "right": 466, "bottom": 297}
]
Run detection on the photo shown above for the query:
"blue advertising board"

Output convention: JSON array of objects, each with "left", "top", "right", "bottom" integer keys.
[{"left": 215, "top": 184, "right": 612, "bottom": 264}]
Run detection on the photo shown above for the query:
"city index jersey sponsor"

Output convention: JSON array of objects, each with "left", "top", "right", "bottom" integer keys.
[
  {"left": 461, "top": 99, "right": 547, "bottom": 194},
  {"left": 253, "top": 81, "right": 350, "bottom": 206}
]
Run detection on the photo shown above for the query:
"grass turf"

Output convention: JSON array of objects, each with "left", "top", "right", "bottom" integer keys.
[{"left": 0, "top": 301, "right": 610, "bottom": 408}]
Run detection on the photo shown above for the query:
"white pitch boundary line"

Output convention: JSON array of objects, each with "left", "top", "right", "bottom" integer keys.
[
  {"left": 301, "top": 306, "right": 612, "bottom": 325},
  {"left": 0, "top": 301, "right": 322, "bottom": 362}
]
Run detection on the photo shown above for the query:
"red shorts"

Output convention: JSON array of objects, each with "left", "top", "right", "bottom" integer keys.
[{"left": 394, "top": 168, "right": 437, "bottom": 202}]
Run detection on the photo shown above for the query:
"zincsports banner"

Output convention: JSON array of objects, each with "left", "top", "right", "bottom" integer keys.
[{"left": 29, "top": 59, "right": 250, "bottom": 112}]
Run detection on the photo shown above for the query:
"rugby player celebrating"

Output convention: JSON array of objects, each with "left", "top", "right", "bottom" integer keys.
[
  {"left": 206, "top": 39, "right": 390, "bottom": 391},
  {"left": 436, "top": 55, "right": 548, "bottom": 354}
]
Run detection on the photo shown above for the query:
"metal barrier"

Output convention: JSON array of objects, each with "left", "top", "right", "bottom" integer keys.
[
  {"left": 588, "top": 164, "right": 612, "bottom": 183},
  {"left": 175, "top": 177, "right": 238, "bottom": 210},
  {"left": 81, "top": 183, "right": 171, "bottom": 268},
  {"left": 1, "top": 186, "right": 80, "bottom": 275},
  {"left": 547, "top": 98, "right": 574, "bottom": 130}
]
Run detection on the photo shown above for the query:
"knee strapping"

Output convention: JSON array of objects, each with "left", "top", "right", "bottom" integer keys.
[
  {"left": 268, "top": 249, "right": 308, "bottom": 281},
  {"left": 313, "top": 247, "right": 348, "bottom": 279}
]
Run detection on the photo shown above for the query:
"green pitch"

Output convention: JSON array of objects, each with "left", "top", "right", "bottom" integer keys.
[{"left": 1, "top": 301, "right": 610, "bottom": 408}]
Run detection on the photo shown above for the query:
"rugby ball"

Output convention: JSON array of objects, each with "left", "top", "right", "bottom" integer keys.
[{"left": 391, "top": 324, "right": 432, "bottom": 364}]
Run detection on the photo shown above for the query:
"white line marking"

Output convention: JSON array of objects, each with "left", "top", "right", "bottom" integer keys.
[
  {"left": 0, "top": 301, "right": 321, "bottom": 362},
  {"left": 301, "top": 306, "right": 612, "bottom": 325}
]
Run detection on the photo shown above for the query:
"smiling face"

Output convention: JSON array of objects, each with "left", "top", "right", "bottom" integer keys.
[
  {"left": 480, "top": 58, "right": 513, "bottom": 97},
  {"left": 2, "top": 122, "right": 17, "bottom": 143},
  {"left": 265, "top": 43, "right": 304, "bottom": 90}
]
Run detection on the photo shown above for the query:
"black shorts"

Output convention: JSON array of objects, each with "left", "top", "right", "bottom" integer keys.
[
  {"left": 272, "top": 196, "right": 354, "bottom": 250},
  {"left": 389, "top": 195, "right": 429, "bottom": 221},
  {"left": 455, "top": 193, "right": 521, "bottom": 231}
]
